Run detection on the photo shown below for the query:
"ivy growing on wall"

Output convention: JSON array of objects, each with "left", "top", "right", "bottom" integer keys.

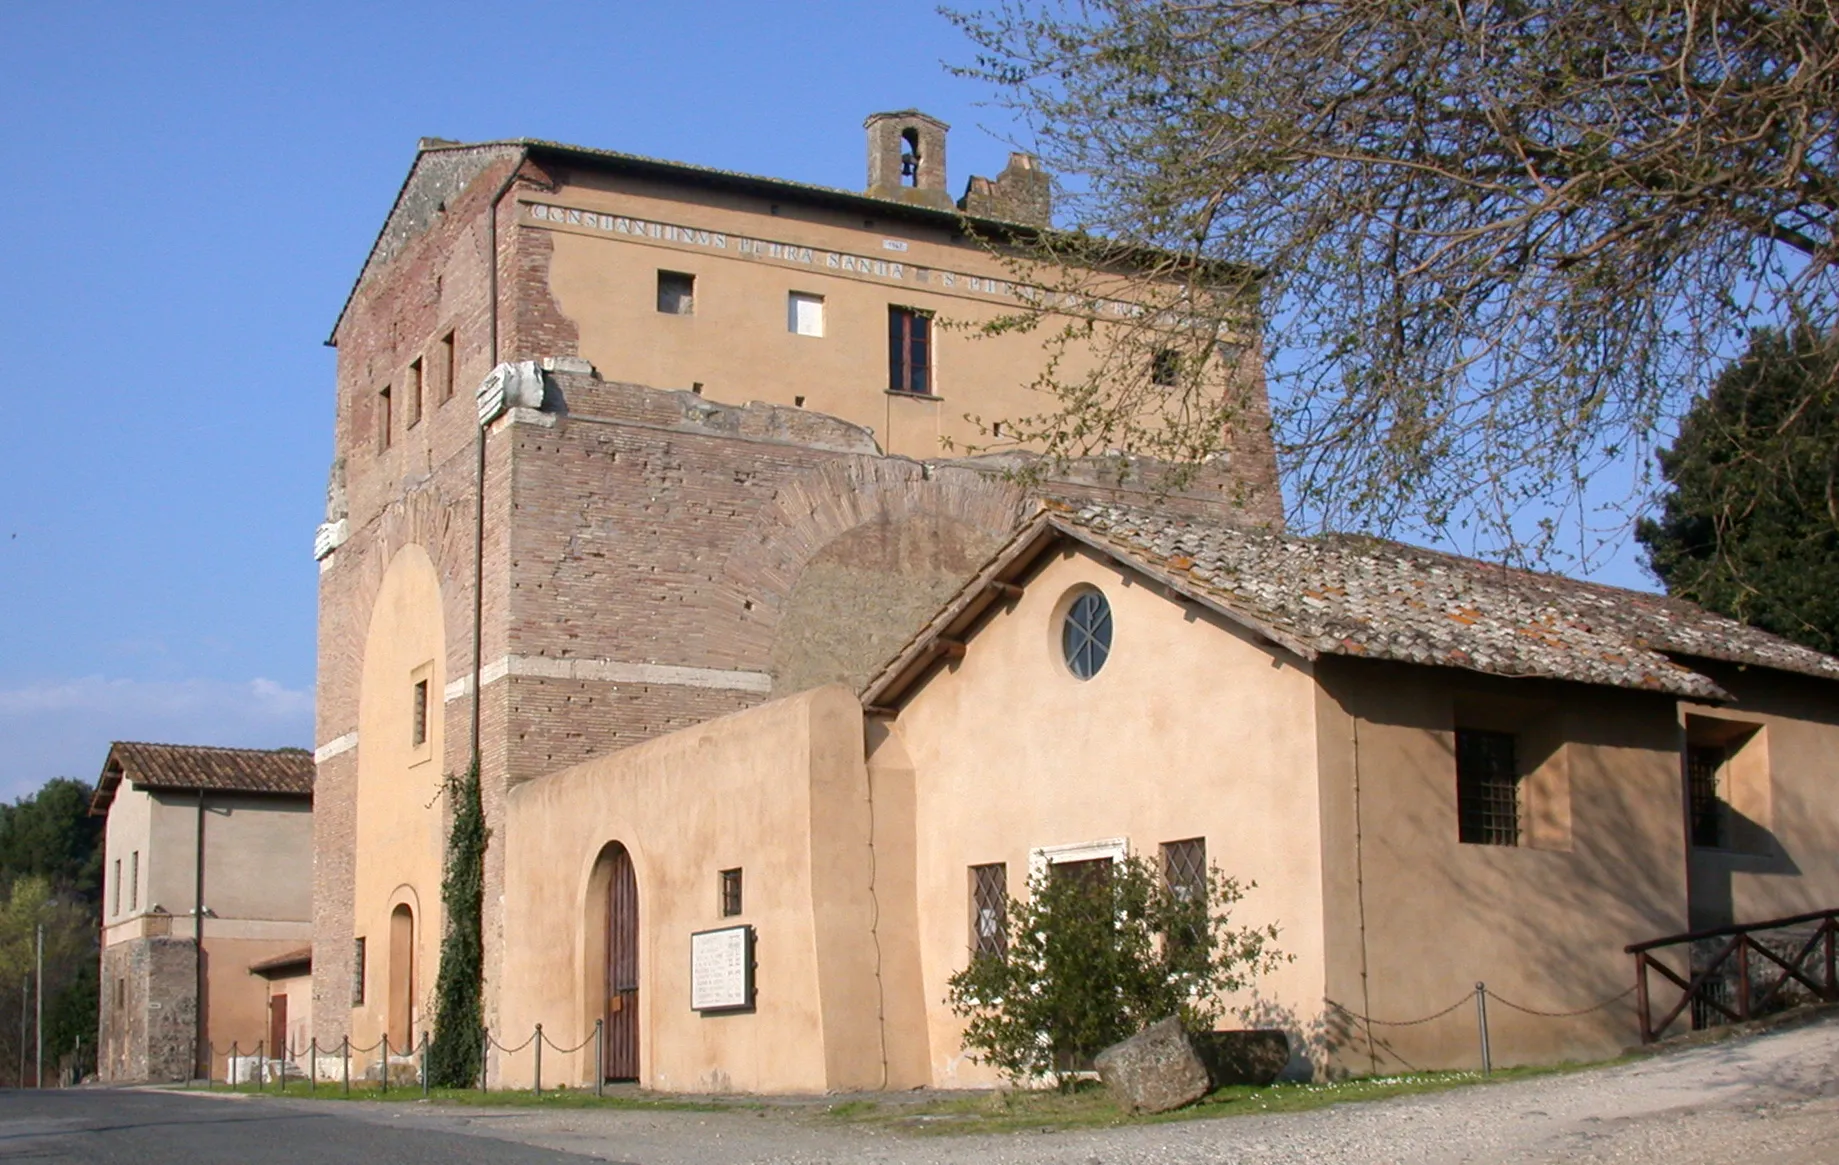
[{"left": 427, "top": 758, "right": 486, "bottom": 1087}]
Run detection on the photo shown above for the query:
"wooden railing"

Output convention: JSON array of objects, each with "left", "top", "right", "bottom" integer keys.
[{"left": 1627, "top": 908, "right": 1839, "bottom": 1043}]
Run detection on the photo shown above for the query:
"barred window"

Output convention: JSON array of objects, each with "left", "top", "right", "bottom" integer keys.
[
  {"left": 1161, "top": 838, "right": 1206, "bottom": 903},
  {"left": 1687, "top": 744, "right": 1727, "bottom": 848},
  {"left": 411, "top": 679, "right": 429, "bottom": 747},
  {"left": 1456, "top": 728, "right": 1520, "bottom": 846},
  {"left": 1161, "top": 838, "right": 1207, "bottom": 954},
  {"left": 352, "top": 937, "right": 366, "bottom": 1006},
  {"left": 970, "top": 863, "right": 1007, "bottom": 958}
]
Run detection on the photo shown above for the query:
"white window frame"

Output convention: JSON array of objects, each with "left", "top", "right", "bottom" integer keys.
[
  {"left": 1027, "top": 836, "right": 1128, "bottom": 883},
  {"left": 788, "top": 291, "right": 824, "bottom": 337}
]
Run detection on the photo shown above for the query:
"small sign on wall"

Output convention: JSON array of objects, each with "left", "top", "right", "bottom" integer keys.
[{"left": 690, "top": 925, "right": 755, "bottom": 1013}]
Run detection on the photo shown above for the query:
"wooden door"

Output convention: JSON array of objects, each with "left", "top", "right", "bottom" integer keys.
[
  {"left": 604, "top": 845, "right": 639, "bottom": 1081},
  {"left": 269, "top": 993, "right": 288, "bottom": 1060}
]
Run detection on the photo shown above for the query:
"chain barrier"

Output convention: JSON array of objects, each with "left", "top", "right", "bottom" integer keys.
[
  {"left": 1327, "top": 993, "right": 1474, "bottom": 1028},
  {"left": 1488, "top": 984, "right": 1638, "bottom": 1018},
  {"left": 1329, "top": 980, "right": 1639, "bottom": 1077}
]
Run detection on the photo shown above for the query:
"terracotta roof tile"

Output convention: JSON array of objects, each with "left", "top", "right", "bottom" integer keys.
[
  {"left": 1060, "top": 501, "right": 1839, "bottom": 698},
  {"left": 92, "top": 741, "right": 314, "bottom": 815}
]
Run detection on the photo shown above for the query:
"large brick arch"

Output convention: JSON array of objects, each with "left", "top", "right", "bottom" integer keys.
[{"left": 718, "top": 456, "right": 1033, "bottom": 696}]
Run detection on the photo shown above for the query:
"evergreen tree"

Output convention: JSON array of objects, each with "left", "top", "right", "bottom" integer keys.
[{"left": 1638, "top": 329, "right": 1839, "bottom": 654}]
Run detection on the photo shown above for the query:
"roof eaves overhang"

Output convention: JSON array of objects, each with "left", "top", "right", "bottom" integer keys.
[{"left": 859, "top": 512, "right": 1317, "bottom": 712}]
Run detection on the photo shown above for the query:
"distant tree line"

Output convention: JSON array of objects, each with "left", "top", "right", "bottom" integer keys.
[{"left": 0, "top": 778, "right": 103, "bottom": 1085}]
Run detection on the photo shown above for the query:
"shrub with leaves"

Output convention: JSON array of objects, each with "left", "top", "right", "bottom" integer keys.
[{"left": 946, "top": 853, "right": 1283, "bottom": 1089}]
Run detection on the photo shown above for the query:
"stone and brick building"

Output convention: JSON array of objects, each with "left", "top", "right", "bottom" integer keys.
[
  {"left": 92, "top": 742, "right": 313, "bottom": 1082},
  {"left": 312, "top": 110, "right": 1279, "bottom": 1067},
  {"left": 311, "top": 109, "right": 1839, "bottom": 1091}
]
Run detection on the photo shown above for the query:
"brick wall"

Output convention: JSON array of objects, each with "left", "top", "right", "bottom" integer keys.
[{"left": 314, "top": 144, "right": 1289, "bottom": 1049}]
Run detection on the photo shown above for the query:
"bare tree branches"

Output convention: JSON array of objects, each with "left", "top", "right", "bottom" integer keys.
[{"left": 949, "top": 0, "right": 1837, "bottom": 559}]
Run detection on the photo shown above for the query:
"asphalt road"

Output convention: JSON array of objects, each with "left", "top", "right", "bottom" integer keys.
[{"left": 0, "top": 1087, "right": 620, "bottom": 1164}]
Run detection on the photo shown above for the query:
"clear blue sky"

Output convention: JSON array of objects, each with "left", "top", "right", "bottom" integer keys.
[{"left": 0, "top": 0, "right": 1656, "bottom": 801}]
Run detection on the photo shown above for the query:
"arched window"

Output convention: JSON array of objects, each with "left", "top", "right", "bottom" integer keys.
[
  {"left": 900, "top": 128, "right": 920, "bottom": 186},
  {"left": 1062, "top": 589, "right": 1113, "bottom": 679}
]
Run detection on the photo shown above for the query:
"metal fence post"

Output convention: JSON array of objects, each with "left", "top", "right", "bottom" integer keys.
[
  {"left": 380, "top": 1033, "right": 390, "bottom": 1094},
  {"left": 533, "top": 1024, "right": 543, "bottom": 1096},
  {"left": 341, "top": 1036, "right": 350, "bottom": 1097},
  {"left": 1474, "top": 983, "right": 1492, "bottom": 1077},
  {"left": 594, "top": 1019, "right": 604, "bottom": 1099},
  {"left": 309, "top": 1038, "right": 317, "bottom": 1094},
  {"left": 421, "top": 1033, "right": 430, "bottom": 1098},
  {"left": 230, "top": 1042, "right": 240, "bottom": 1092},
  {"left": 481, "top": 1032, "right": 490, "bottom": 1093}
]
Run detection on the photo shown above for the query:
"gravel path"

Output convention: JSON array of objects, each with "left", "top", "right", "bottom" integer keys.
[{"left": 326, "top": 1016, "right": 1839, "bottom": 1164}]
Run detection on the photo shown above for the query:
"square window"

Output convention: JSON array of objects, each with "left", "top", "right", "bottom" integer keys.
[
  {"left": 411, "top": 679, "right": 429, "bottom": 747},
  {"left": 888, "top": 307, "right": 932, "bottom": 395},
  {"left": 406, "top": 359, "right": 424, "bottom": 428},
  {"left": 720, "top": 868, "right": 743, "bottom": 917},
  {"left": 788, "top": 292, "right": 824, "bottom": 336},
  {"left": 970, "top": 863, "right": 1007, "bottom": 958},
  {"left": 1456, "top": 728, "right": 1520, "bottom": 845},
  {"left": 657, "top": 270, "right": 696, "bottom": 315}
]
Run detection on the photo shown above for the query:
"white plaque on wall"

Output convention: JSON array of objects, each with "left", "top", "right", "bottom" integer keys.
[{"left": 690, "top": 925, "right": 755, "bottom": 1012}]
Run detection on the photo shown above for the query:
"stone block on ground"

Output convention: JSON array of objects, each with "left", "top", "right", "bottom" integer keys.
[
  {"left": 1190, "top": 1029, "right": 1291, "bottom": 1087},
  {"left": 1094, "top": 1017, "right": 1211, "bottom": 1114}
]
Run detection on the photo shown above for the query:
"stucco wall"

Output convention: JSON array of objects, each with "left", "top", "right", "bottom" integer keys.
[
  {"left": 500, "top": 686, "right": 879, "bottom": 1094},
  {"left": 1676, "top": 664, "right": 1839, "bottom": 934},
  {"left": 351, "top": 543, "right": 448, "bottom": 1054},
  {"left": 886, "top": 545, "right": 1330, "bottom": 1085},
  {"left": 1314, "top": 661, "right": 1690, "bottom": 1072}
]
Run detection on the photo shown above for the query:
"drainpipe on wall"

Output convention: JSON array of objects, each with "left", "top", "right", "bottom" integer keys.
[
  {"left": 193, "top": 789, "right": 206, "bottom": 1079},
  {"left": 470, "top": 149, "right": 530, "bottom": 770},
  {"left": 1350, "top": 716, "right": 1377, "bottom": 1075}
]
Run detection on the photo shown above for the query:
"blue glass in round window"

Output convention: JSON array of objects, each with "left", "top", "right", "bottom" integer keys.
[{"left": 1062, "top": 590, "right": 1112, "bottom": 679}]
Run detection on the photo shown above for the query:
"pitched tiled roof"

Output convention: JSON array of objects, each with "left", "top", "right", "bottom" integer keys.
[
  {"left": 862, "top": 500, "right": 1839, "bottom": 706},
  {"left": 91, "top": 742, "right": 315, "bottom": 815},
  {"left": 248, "top": 947, "right": 313, "bottom": 977}
]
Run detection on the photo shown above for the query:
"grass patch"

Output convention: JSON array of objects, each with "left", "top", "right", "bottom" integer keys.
[{"left": 816, "top": 1058, "right": 1624, "bottom": 1135}]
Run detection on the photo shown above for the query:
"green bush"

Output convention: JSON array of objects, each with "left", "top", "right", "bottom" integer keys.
[{"left": 945, "top": 853, "right": 1283, "bottom": 1089}]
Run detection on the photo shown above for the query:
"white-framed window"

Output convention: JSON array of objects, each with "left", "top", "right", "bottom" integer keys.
[
  {"left": 1028, "top": 836, "right": 1128, "bottom": 883},
  {"left": 788, "top": 291, "right": 824, "bottom": 337}
]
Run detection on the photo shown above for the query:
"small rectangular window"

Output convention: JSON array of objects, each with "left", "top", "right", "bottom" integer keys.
[
  {"left": 411, "top": 679, "right": 429, "bottom": 747},
  {"left": 116, "top": 978, "right": 125, "bottom": 1010},
  {"left": 406, "top": 359, "right": 424, "bottom": 428},
  {"left": 720, "top": 868, "right": 743, "bottom": 917},
  {"left": 112, "top": 858, "right": 121, "bottom": 917},
  {"left": 970, "top": 863, "right": 1007, "bottom": 958},
  {"left": 352, "top": 937, "right": 366, "bottom": 1006},
  {"left": 377, "top": 385, "right": 393, "bottom": 451},
  {"left": 1687, "top": 743, "right": 1727, "bottom": 848},
  {"left": 439, "top": 331, "right": 456, "bottom": 402},
  {"left": 657, "top": 270, "right": 695, "bottom": 315},
  {"left": 1457, "top": 728, "right": 1520, "bottom": 845},
  {"left": 1160, "top": 838, "right": 1205, "bottom": 902},
  {"left": 888, "top": 307, "right": 932, "bottom": 395},
  {"left": 1151, "top": 347, "right": 1180, "bottom": 387},
  {"left": 130, "top": 851, "right": 140, "bottom": 912},
  {"left": 788, "top": 292, "right": 824, "bottom": 336},
  {"left": 1161, "top": 838, "right": 1207, "bottom": 956}
]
